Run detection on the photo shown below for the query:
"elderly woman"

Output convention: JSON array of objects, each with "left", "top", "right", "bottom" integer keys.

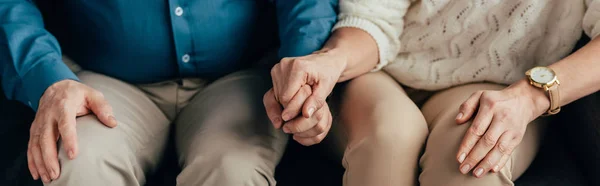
[{"left": 265, "top": 0, "right": 600, "bottom": 185}]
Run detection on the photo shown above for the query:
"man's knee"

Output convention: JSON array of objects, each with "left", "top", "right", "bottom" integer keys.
[
  {"left": 49, "top": 142, "right": 139, "bottom": 186},
  {"left": 177, "top": 152, "right": 275, "bottom": 186}
]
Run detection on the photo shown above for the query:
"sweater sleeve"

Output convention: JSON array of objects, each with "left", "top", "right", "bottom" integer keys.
[
  {"left": 332, "top": 0, "right": 411, "bottom": 71},
  {"left": 583, "top": 0, "right": 600, "bottom": 39}
]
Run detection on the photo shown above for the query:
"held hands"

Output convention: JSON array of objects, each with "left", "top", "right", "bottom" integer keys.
[
  {"left": 264, "top": 50, "right": 346, "bottom": 146},
  {"left": 455, "top": 82, "right": 549, "bottom": 178},
  {"left": 28, "top": 80, "right": 117, "bottom": 183}
]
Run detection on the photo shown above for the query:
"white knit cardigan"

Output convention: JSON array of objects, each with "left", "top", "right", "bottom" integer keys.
[{"left": 333, "top": 0, "right": 600, "bottom": 90}]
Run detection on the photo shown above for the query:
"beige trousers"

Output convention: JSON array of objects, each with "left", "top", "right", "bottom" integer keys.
[
  {"left": 46, "top": 69, "right": 287, "bottom": 186},
  {"left": 331, "top": 71, "right": 544, "bottom": 186}
]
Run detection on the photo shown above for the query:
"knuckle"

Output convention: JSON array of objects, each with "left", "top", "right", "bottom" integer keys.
[
  {"left": 482, "top": 135, "right": 497, "bottom": 147},
  {"left": 57, "top": 121, "right": 70, "bottom": 132},
  {"left": 289, "top": 125, "right": 302, "bottom": 133},
  {"left": 465, "top": 156, "right": 479, "bottom": 164},
  {"left": 270, "top": 64, "right": 280, "bottom": 77},
  {"left": 280, "top": 57, "right": 293, "bottom": 64},
  {"left": 300, "top": 85, "right": 312, "bottom": 95},
  {"left": 315, "top": 108, "right": 326, "bottom": 121},
  {"left": 40, "top": 132, "right": 52, "bottom": 141},
  {"left": 469, "top": 125, "right": 485, "bottom": 136},
  {"left": 31, "top": 141, "right": 41, "bottom": 149},
  {"left": 315, "top": 97, "right": 326, "bottom": 108},
  {"left": 483, "top": 158, "right": 495, "bottom": 167},
  {"left": 57, "top": 98, "right": 69, "bottom": 108},
  {"left": 498, "top": 109, "right": 510, "bottom": 119},
  {"left": 498, "top": 142, "right": 513, "bottom": 155},
  {"left": 459, "top": 102, "right": 471, "bottom": 111},
  {"left": 314, "top": 123, "right": 326, "bottom": 133}
]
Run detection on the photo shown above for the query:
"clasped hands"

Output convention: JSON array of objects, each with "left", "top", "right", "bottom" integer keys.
[{"left": 263, "top": 49, "right": 345, "bottom": 146}]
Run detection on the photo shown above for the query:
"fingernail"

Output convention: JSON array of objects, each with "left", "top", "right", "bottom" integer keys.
[
  {"left": 456, "top": 112, "right": 463, "bottom": 120},
  {"left": 493, "top": 165, "right": 500, "bottom": 172},
  {"left": 307, "top": 107, "right": 315, "bottom": 117},
  {"left": 110, "top": 115, "right": 117, "bottom": 124},
  {"left": 460, "top": 164, "right": 471, "bottom": 174},
  {"left": 474, "top": 168, "right": 484, "bottom": 177},
  {"left": 42, "top": 175, "right": 49, "bottom": 183},
  {"left": 458, "top": 153, "right": 466, "bottom": 163},
  {"left": 68, "top": 150, "right": 75, "bottom": 159},
  {"left": 283, "top": 127, "right": 291, "bottom": 133},
  {"left": 272, "top": 117, "right": 281, "bottom": 126},
  {"left": 50, "top": 170, "right": 57, "bottom": 179},
  {"left": 282, "top": 113, "right": 291, "bottom": 121}
]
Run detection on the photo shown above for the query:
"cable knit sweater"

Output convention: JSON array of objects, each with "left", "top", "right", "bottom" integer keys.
[{"left": 333, "top": 0, "right": 600, "bottom": 90}]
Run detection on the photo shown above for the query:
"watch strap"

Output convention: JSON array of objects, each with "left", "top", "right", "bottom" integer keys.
[{"left": 546, "top": 83, "right": 561, "bottom": 115}]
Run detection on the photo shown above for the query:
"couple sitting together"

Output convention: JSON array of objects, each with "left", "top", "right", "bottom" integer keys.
[{"left": 3, "top": 0, "right": 600, "bottom": 185}]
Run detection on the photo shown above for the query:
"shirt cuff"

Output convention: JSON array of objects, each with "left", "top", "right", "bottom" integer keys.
[
  {"left": 333, "top": 16, "right": 391, "bottom": 71},
  {"left": 21, "top": 59, "right": 79, "bottom": 111}
]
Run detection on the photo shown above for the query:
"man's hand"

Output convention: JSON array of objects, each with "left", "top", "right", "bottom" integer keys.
[
  {"left": 27, "top": 80, "right": 117, "bottom": 183},
  {"left": 267, "top": 49, "right": 346, "bottom": 128},
  {"left": 454, "top": 81, "right": 549, "bottom": 178}
]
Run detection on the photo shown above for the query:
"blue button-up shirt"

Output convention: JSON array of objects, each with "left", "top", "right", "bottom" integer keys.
[{"left": 0, "top": 0, "right": 337, "bottom": 111}]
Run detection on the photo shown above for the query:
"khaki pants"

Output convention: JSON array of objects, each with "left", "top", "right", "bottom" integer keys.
[
  {"left": 330, "top": 71, "right": 544, "bottom": 186},
  {"left": 47, "top": 69, "right": 287, "bottom": 186}
]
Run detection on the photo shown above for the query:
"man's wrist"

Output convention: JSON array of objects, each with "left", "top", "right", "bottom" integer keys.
[{"left": 508, "top": 79, "right": 551, "bottom": 117}]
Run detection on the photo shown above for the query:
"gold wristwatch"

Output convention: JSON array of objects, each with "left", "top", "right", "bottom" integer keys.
[{"left": 525, "top": 66, "right": 560, "bottom": 115}]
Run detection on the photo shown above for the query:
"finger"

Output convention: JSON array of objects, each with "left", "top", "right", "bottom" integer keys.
[
  {"left": 493, "top": 131, "right": 520, "bottom": 173},
  {"left": 27, "top": 144, "right": 39, "bottom": 180},
  {"left": 293, "top": 104, "right": 331, "bottom": 138},
  {"left": 302, "top": 81, "right": 333, "bottom": 118},
  {"left": 493, "top": 154, "right": 510, "bottom": 173},
  {"left": 281, "top": 85, "right": 312, "bottom": 121},
  {"left": 282, "top": 112, "right": 320, "bottom": 134},
  {"left": 473, "top": 132, "right": 514, "bottom": 178},
  {"left": 87, "top": 90, "right": 117, "bottom": 127},
  {"left": 31, "top": 132, "right": 50, "bottom": 183},
  {"left": 459, "top": 118, "right": 504, "bottom": 175},
  {"left": 58, "top": 103, "right": 78, "bottom": 160},
  {"left": 270, "top": 64, "right": 282, "bottom": 103},
  {"left": 456, "top": 91, "right": 484, "bottom": 124},
  {"left": 263, "top": 88, "right": 284, "bottom": 129},
  {"left": 457, "top": 105, "right": 493, "bottom": 164},
  {"left": 279, "top": 59, "right": 308, "bottom": 106},
  {"left": 40, "top": 122, "right": 60, "bottom": 180},
  {"left": 293, "top": 129, "right": 328, "bottom": 146}
]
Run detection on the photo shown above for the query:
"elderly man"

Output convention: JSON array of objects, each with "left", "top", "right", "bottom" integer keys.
[{"left": 0, "top": 0, "right": 337, "bottom": 185}]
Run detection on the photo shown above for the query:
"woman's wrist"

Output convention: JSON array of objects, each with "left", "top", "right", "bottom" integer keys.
[
  {"left": 316, "top": 47, "right": 350, "bottom": 80},
  {"left": 506, "top": 79, "right": 551, "bottom": 118}
]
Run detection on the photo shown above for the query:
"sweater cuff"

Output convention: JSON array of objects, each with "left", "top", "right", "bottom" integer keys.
[{"left": 333, "top": 16, "right": 390, "bottom": 71}]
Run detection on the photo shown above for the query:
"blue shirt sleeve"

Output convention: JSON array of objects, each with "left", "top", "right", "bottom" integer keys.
[
  {"left": 1, "top": 0, "right": 78, "bottom": 111},
  {"left": 274, "top": 0, "right": 338, "bottom": 58}
]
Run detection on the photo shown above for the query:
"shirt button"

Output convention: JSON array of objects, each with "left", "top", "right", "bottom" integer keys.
[
  {"left": 174, "top": 7, "right": 183, "bottom": 16},
  {"left": 182, "top": 54, "right": 190, "bottom": 63}
]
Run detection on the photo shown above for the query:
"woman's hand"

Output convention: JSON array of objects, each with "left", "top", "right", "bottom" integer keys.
[
  {"left": 265, "top": 49, "right": 347, "bottom": 128},
  {"left": 454, "top": 80, "right": 550, "bottom": 178}
]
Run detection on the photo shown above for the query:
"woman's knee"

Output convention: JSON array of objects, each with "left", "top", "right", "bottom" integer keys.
[{"left": 339, "top": 71, "right": 428, "bottom": 149}]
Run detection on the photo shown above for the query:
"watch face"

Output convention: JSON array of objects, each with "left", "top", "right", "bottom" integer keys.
[{"left": 530, "top": 67, "right": 555, "bottom": 84}]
